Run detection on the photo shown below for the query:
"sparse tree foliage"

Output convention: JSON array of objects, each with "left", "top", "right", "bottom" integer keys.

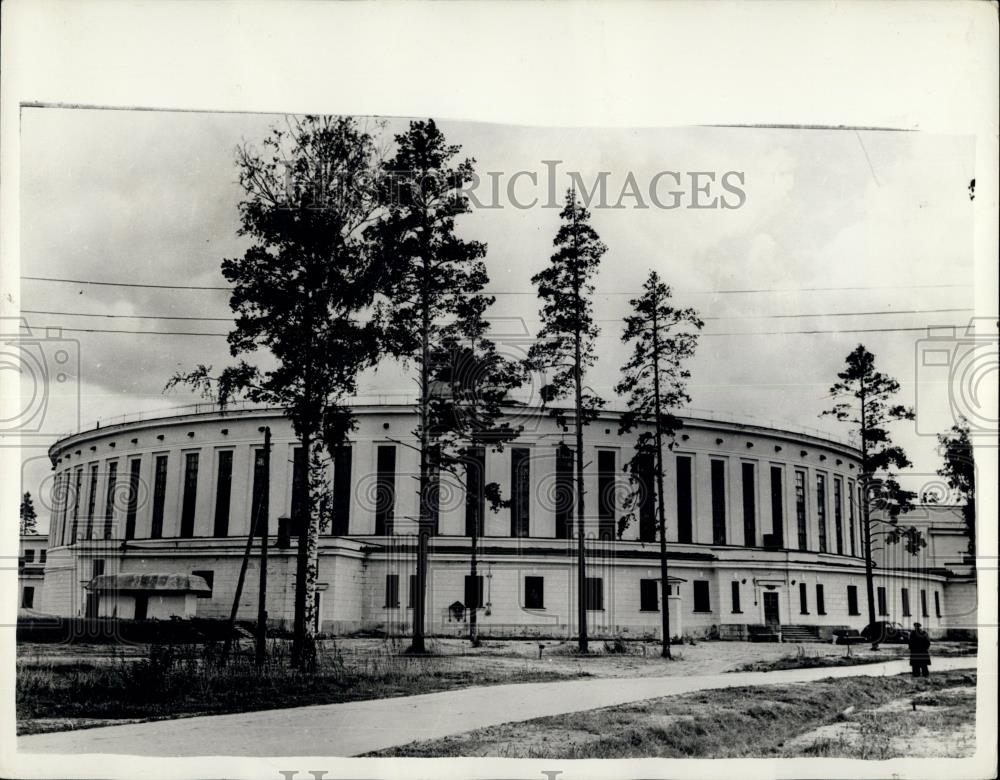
[
  {"left": 938, "top": 420, "right": 975, "bottom": 557},
  {"left": 616, "top": 270, "right": 703, "bottom": 658},
  {"left": 429, "top": 293, "right": 525, "bottom": 645},
  {"left": 372, "top": 119, "right": 492, "bottom": 653},
  {"left": 823, "top": 345, "right": 923, "bottom": 645},
  {"left": 20, "top": 491, "right": 38, "bottom": 535},
  {"left": 167, "top": 115, "right": 384, "bottom": 668},
  {"left": 527, "top": 189, "right": 607, "bottom": 653}
]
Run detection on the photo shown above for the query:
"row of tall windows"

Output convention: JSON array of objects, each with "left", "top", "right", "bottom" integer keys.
[{"left": 54, "top": 443, "right": 858, "bottom": 551}]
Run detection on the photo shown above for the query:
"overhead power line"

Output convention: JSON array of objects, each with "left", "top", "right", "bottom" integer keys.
[
  {"left": 21, "top": 306, "right": 976, "bottom": 324},
  {"left": 22, "top": 275, "right": 974, "bottom": 295},
  {"left": 50, "top": 323, "right": 980, "bottom": 339}
]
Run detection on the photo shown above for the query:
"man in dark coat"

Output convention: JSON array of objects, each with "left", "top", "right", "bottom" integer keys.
[{"left": 908, "top": 622, "right": 931, "bottom": 678}]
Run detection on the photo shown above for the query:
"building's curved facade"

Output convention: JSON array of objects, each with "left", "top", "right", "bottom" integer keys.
[{"left": 40, "top": 404, "right": 970, "bottom": 638}]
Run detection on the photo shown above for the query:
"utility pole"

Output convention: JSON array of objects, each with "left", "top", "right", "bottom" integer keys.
[{"left": 256, "top": 426, "right": 271, "bottom": 667}]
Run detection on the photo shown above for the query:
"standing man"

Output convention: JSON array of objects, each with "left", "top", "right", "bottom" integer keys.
[{"left": 908, "top": 622, "right": 932, "bottom": 678}]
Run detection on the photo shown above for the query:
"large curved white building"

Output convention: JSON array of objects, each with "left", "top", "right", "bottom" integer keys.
[{"left": 39, "top": 403, "right": 975, "bottom": 639}]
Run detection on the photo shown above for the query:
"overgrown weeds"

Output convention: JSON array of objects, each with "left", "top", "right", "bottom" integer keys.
[{"left": 17, "top": 637, "right": 577, "bottom": 734}]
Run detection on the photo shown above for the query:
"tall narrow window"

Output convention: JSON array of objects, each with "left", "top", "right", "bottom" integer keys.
[
  {"left": 375, "top": 445, "right": 396, "bottom": 535},
  {"left": 638, "top": 452, "right": 656, "bottom": 543},
  {"left": 465, "top": 447, "right": 486, "bottom": 537},
  {"left": 731, "top": 580, "right": 742, "bottom": 613},
  {"left": 331, "top": 445, "right": 352, "bottom": 535},
  {"left": 554, "top": 444, "right": 574, "bottom": 539},
  {"left": 799, "top": 582, "right": 809, "bottom": 614},
  {"left": 408, "top": 574, "right": 418, "bottom": 608},
  {"left": 85, "top": 464, "right": 99, "bottom": 540},
  {"left": 103, "top": 461, "right": 118, "bottom": 539},
  {"left": 464, "top": 575, "right": 484, "bottom": 609},
  {"left": 769, "top": 466, "right": 784, "bottom": 547},
  {"left": 741, "top": 462, "right": 756, "bottom": 547},
  {"left": 847, "top": 478, "right": 857, "bottom": 556},
  {"left": 816, "top": 474, "right": 827, "bottom": 553},
  {"left": 857, "top": 482, "right": 864, "bottom": 555},
  {"left": 125, "top": 459, "right": 141, "bottom": 541},
  {"left": 676, "top": 455, "right": 693, "bottom": 543},
  {"left": 213, "top": 451, "right": 233, "bottom": 537},
  {"left": 934, "top": 591, "right": 941, "bottom": 618},
  {"left": 833, "top": 478, "right": 844, "bottom": 554},
  {"left": 640, "top": 579, "right": 659, "bottom": 611},
  {"left": 597, "top": 450, "right": 616, "bottom": 541},
  {"left": 816, "top": 583, "right": 826, "bottom": 615},
  {"left": 794, "top": 469, "right": 808, "bottom": 550},
  {"left": 711, "top": 459, "right": 727, "bottom": 545},
  {"left": 150, "top": 455, "right": 168, "bottom": 539},
  {"left": 901, "top": 587, "right": 911, "bottom": 617},
  {"left": 250, "top": 449, "right": 268, "bottom": 536},
  {"left": 70, "top": 467, "right": 83, "bottom": 543},
  {"left": 291, "top": 446, "right": 308, "bottom": 531},
  {"left": 847, "top": 585, "right": 859, "bottom": 615},
  {"left": 921, "top": 589, "right": 929, "bottom": 617},
  {"left": 877, "top": 586, "right": 888, "bottom": 616},
  {"left": 180, "top": 452, "right": 199, "bottom": 538},
  {"left": 57, "top": 471, "right": 70, "bottom": 546},
  {"left": 510, "top": 448, "right": 530, "bottom": 538},
  {"left": 426, "top": 445, "right": 441, "bottom": 536},
  {"left": 384, "top": 574, "right": 399, "bottom": 607}
]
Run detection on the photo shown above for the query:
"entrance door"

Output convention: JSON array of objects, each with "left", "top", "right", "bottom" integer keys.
[
  {"left": 763, "top": 591, "right": 780, "bottom": 628},
  {"left": 134, "top": 595, "right": 149, "bottom": 620},
  {"left": 85, "top": 592, "right": 100, "bottom": 618}
]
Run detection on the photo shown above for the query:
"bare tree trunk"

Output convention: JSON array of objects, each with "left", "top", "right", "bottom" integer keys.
[
  {"left": 255, "top": 426, "right": 271, "bottom": 667},
  {"left": 858, "top": 377, "right": 878, "bottom": 650},
  {"left": 650, "top": 310, "right": 672, "bottom": 659},
  {"left": 411, "top": 246, "right": 432, "bottom": 655}
]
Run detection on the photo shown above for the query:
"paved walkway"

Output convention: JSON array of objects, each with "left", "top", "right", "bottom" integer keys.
[{"left": 19, "top": 657, "right": 976, "bottom": 757}]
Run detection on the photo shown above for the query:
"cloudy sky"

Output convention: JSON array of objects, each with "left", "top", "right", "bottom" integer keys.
[{"left": 17, "top": 107, "right": 978, "bottom": 529}]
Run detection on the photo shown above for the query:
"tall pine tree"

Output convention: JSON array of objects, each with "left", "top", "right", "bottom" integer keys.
[
  {"left": 20, "top": 492, "right": 38, "bottom": 535},
  {"left": 527, "top": 189, "right": 606, "bottom": 653},
  {"left": 937, "top": 419, "right": 975, "bottom": 557},
  {"left": 372, "top": 119, "right": 491, "bottom": 653},
  {"left": 823, "top": 345, "right": 923, "bottom": 648},
  {"left": 616, "top": 270, "right": 703, "bottom": 658}
]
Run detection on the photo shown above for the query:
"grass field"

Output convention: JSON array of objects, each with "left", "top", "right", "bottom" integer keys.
[{"left": 369, "top": 670, "right": 978, "bottom": 759}]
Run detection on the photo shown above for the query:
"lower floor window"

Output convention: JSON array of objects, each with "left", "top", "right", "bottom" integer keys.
[
  {"left": 384, "top": 574, "right": 399, "bottom": 608},
  {"left": 524, "top": 576, "right": 544, "bottom": 609},
  {"left": 639, "top": 579, "right": 658, "bottom": 612},
  {"left": 877, "top": 586, "right": 888, "bottom": 616},
  {"left": 585, "top": 577, "right": 604, "bottom": 611},
  {"left": 693, "top": 580, "right": 711, "bottom": 613},
  {"left": 21, "top": 586, "right": 34, "bottom": 609},
  {"left": 847, "top": 585, "right": 860, "bottom": 616}
]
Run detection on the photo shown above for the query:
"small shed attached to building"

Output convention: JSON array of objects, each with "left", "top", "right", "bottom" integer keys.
[{"left": 87, "top": 573, "right": 212, "bottom": 620}]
